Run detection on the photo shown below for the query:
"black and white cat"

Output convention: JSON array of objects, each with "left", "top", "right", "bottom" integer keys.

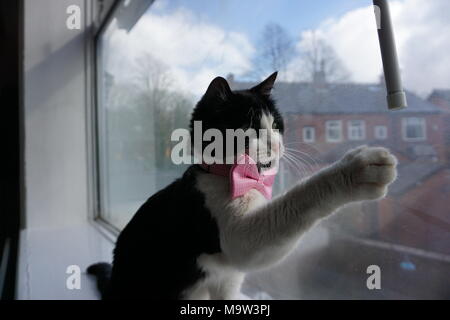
[{"left": 88, "top": 72, "right": 398, "bottom": 299}]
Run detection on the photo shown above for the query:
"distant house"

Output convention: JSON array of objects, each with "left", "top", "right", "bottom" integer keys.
[
  {"left": 231, "top": 76, "right": 447, "bottom": 164},
  {"left": 274, "top": 82, "right": 446, "bottom": 164},
  {"left": 428, "top": 89, "right": 450, "bottom": 162},
  {"left": 428, "top": 89, "right": 450, "bottom": 110}
]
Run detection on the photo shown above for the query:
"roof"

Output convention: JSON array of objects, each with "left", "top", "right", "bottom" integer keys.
[
  {"left": 390, "top": 162, "right": 446, "bottom": 196},
  {"left": 429, "top": 89, "right": 450, "bottom": 102},
  {"left": 231, "top": 81, "right": 443, "bottom": 115}
]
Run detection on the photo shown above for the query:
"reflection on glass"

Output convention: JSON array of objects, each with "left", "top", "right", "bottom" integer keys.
[{"left": 97, "top": 0, "right": 450, "bottom": 299}]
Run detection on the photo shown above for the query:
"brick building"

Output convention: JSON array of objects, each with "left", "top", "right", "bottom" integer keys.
[
  {"left": 232, "top": 76, "right": 450, "bottom": 256},
  {"left": 275, "top": 82, "right": 447, "bottom": 164}
]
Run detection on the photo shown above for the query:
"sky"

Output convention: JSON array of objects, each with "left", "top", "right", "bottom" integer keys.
[
  {"left": 151, "top": 0, "right": 368, "bottom": 43},
  {"left": 104, "top": 0, "right": 450, "bottom": 98}
]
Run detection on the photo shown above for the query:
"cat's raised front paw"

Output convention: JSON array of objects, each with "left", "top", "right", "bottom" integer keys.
[{"left": 339, "top": 145, "right": 398, "bottom": 201}]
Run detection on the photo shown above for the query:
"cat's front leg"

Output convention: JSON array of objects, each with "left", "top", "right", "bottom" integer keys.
[{"left": 220, "top": 145, "right": 398, "bottom": 271}]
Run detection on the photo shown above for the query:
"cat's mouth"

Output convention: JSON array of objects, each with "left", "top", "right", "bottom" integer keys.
[
  {"left": 259, "top": 161, "right": 272, "bottom": 168},
  {"left": 256, "top": 160, "right": 273, "bottom": 172}
]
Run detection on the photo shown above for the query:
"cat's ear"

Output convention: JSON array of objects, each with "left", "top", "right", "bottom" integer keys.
[
  {"left": 251, "top": 71, "right": 278, "bottom": 96},
  {"left": 204, "top": 77, "right": 232, "bottom": 101}
]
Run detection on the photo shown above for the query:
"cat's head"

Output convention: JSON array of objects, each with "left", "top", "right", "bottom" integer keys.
[{"left": 190, "top": 72, "right": 284, "bottom": 171}]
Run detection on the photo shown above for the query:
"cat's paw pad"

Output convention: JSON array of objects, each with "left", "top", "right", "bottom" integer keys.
[{"left": 342, "top": 145, "right": 398, "bottom": 200}]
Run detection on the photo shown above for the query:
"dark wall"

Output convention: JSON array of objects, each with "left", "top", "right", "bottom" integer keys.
[{"left": 0, "top": 0, "right": 23, "bottom": 300}]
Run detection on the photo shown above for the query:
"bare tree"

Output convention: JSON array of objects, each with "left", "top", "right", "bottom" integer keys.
[
  {"left": 299, "top": 31, "right": 350, "bottom": 83},
  {"left": 132, "top": 52, "right": 174, "bottom": 107},
  {"left": 131, "top": 52, "right": 193, "bottom": 169},
  {"left": 252, "top": 23, "right": 295, "bottom": 80}
]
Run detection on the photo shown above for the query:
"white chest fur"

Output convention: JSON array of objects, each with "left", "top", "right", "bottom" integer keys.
[{"left": 182, "top": 171, "right": 268, "bottom": 299}]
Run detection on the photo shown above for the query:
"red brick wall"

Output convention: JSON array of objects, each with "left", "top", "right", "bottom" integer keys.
[
  {"left": 284, "top": 113, "right": 447, "bottom": 163},
  {"left": 429, "top": 97, "right": 450, "bottom": 110},
  {"left": 380, "top": 169, "right": 450, "bottom": 255}
]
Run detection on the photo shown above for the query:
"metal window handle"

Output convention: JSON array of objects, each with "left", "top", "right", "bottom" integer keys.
[{"left": 373, "top": 0, "right": 407, "bottom": 110}]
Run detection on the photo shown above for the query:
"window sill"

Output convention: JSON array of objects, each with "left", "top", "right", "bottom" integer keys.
[
  {"left": 16, "top": 217, "right": 319, "bottom": 300},
  {"left": 16, "top": 221, "right": 115, "bottom": 300}
]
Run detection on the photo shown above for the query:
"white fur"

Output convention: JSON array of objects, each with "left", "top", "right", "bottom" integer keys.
[
  {"left": 183, "top": 141, "right": 397, "bottom": 299},
  {"left": 249, "top": 113, "right": 284, "bottom": 169}
]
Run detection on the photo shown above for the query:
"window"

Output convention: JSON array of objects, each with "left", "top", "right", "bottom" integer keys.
[
  {"left": 95, "top": 0, "right": 450, "bottom": 300},
  {"left": 402, "top": 117, "right": 427, "bottom": 141},
  {"left": 326, "top": 120, "right": 342, "bottom": 142},
  {"left": 302, "top": 126, "right": 315, "bottom": 143},
  {"left": 348, "top": 120, "right": 366, "bottom": 140},
  {"left": 96, "top": 2, "right": 191, "bottom": 230},
  {"left": 374, "top": 125, "right": 388, "bottom": 140}
]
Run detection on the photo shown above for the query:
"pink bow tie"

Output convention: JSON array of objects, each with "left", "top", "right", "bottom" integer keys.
[{"left": 201, "top": 154, "right": 278, "bottom": 200}]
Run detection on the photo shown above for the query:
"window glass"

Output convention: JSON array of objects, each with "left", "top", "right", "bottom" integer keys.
[
  {"left": 302, "top": 126, "right": 315, "bottom": 143},
  {"left": 374, "top": 125, "right": 387, "bottom": 140},
  {"left": 326, "top": 120, "right": 343, "bottom": 142},
  {"left": 96, "top": 2, "right": 192, "bottom": 229},
  {"left": 402, "top": 117, "right": 426, "bottom": 141},
  {"left": 97, "top": 0, "right": 450, "bottom": 299},
  {"left": 348, "top": 120, "right": 366, "bottom": 140}
]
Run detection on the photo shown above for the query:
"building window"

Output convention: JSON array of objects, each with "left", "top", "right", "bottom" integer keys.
[
  {"left": 302, "top": 126, "right": 315, "bottom": 143},
  {"left": 374, "top": 126, "right": 387, "bottom": 140},
  {"left": 326, "top": 120, "right": 342, "bottom": 142},
  {"left": 402, "top": 117, "right": 426, "bottom": 141},
  {"left": 348, "top": 120, "right": 366, "bottom": 140}
]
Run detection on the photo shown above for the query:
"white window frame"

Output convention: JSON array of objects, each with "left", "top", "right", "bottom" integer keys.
[
  {"left": 374, "top": 125, "right": 388, "bottom": 140},
  {"left": 347, "top": 120, "right": 366, "bottom": 141},
  {"left": 302, "top": 126, "right": 315, "bottom": 143},
  {"left": 402, "top": 117, "right": 427, "bottom": 142},
  {"left": 326, "top": 120, "right": 342, "bottom": 143}
]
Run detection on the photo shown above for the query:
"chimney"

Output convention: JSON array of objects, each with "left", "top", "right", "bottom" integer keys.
[{"left": 313, "top": 59, "right": 327, "bottom": 89}]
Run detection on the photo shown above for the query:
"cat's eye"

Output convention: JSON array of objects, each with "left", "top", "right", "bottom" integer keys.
[{"left": 272, "top": 122, "right": 277, "bottom": 129}]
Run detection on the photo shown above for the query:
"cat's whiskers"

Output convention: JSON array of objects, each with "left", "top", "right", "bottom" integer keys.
[
  {"left": 283, "top": 141, "right": 321, "bottom": 162},
  {"left": 283, "top": 149, "right": 317, "bottom": 177},
  {"left": 285, "top": 147, "right": 319, "bottom": 168},
  {"left": 281, "top": 155, "right": 302, "bottom": 177},
  {"left": 283, "top": 156, "right": 308, "bottom": 179},
  {"left": 282, "top": 152, "right": 310, "bottom": 178},
  {"left": 284, "top": 149, "right": 313, "bottom": 170}
]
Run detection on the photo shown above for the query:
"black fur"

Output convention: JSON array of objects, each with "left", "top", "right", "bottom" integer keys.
[
  {"left": 87, "top": 73, "right": 283, "bottom": 299},
  {"left": 190, "top": 72, "right": 284, "bottom": 150},
  {"left": 97, "top": 166, "right": 220, "bottom": 299},
  {"left": 86, "top": 262, "right": 112, "bottom": 297}
]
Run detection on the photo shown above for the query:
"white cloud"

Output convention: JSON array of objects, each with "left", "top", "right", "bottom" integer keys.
[
  {"left": 102, "top": 1, "right": 449, "bottom": 98},
  {"left": 302, "top": 0, "right": 450, "bottom": 96},
  {"left": 102, "top": 8, "right": 254, "bottom": 98}
]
